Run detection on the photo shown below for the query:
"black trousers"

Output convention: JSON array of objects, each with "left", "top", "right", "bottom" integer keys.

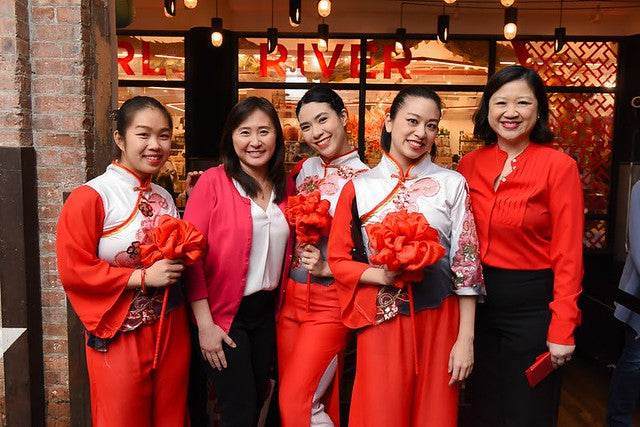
[
  {"left": 465, "top": 266, "right": 562, "bottom": 427},
  {"left": 196, "top": 290, "right": 278, "bottom": 427}
]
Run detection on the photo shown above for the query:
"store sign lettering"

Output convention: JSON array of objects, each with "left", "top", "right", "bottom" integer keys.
[
  {"left": 259, "top": 43, "right": 412, "bottom": 79},
  {"left": 117, "top": 41, "right": 166, "bottom": 76}
]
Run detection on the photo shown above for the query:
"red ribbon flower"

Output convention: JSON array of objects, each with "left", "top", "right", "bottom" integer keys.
[
  {"left": 139, "top": 215, "right": 206, "bottom": 267},
  {"left": 138, "top": 214, "right": 205, "bottom": 370},
  {"left": 366, "top": 210, "right": 445, "bottom": 288},
  {"left": 284, "top": 191, "right": 332, "bottom": 245}
]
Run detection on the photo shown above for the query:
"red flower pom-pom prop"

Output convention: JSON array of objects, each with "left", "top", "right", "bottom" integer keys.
[
  {"left": 284, "top": 191, "right": 332, "bottom": 245},
  {"left": 139, "top": 215, "right": 206, "bottom": 267},
  {"left": 366, "top": 210, "right": 445, "bottom": 288}
]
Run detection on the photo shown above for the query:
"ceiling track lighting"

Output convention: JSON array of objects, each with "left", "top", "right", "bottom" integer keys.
[
  {"left": 437, "top": 14, "right": 450, "bottom": 44},
  {"left": 554, "top": 0, "right": 566, "bottom": 53},
  {"left": 289, "top": 0, "right": 302, "bottom": 27},
  {"left": 267, "top": 0, "right": 278, "bottom": 54},
  {"left": 164, "top": 0, "right": 176, "bottom": 17},
  {"left": 184, "top": 0, "right": 197, "bottom": 9},
  {"left": 317, "top": 22, "right": 329, "bottom": 52},
  {"left": 317, "top": 0, "right": 331, "bottom": 18},
  {"left": 503, "top": 6, "right": 518, "bottom": 40}
]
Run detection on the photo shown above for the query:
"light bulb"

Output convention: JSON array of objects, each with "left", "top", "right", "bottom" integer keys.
[
  {"left": 444, "top": 0, "right": 457, "bottom": 4},
  {"left": 395, "top": 41, "right": 404, "bottom": 53},
  {"left": 500, "top": 0, "right": 515, "bottom": 6},
  {"left": 184, "top": 0, "right": 197, "bottom": 9},
  {"left": 211, "top": 31, "right": 223, "bottom": 47},
  {"left": 318, "top": 38, "right": 328, "bottom": 52},
  {"left": 164, "top": 8, "right": 173, "bottom": 18},
  {"left": 317, "top": 0, "right": 331, "bottom": 18},
  {"left": 504, "top": 23, "right": 517, "bottom": 40}
]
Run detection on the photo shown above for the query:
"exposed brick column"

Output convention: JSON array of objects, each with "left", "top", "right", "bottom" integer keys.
[{"left": 28, "top": 0, "right": 116, "bottom": 424}]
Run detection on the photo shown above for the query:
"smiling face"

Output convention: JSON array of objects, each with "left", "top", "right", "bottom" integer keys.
[
  {"left": 114, "top": 107, "right": 172, "bottom": 180},
  {"left": 232, "top": 109, "right": 277, "bottom": 178},
  {"left": 297, "top": 101, "right": 350, "bottom": 161},
  {"left": 488, "top": 78, "right": 539, "bottom": 148},
  {"left": 385, "top": 96, "right": 440, "bottom": 169}
]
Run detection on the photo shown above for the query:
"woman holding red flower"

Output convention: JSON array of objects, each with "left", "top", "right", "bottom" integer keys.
[
  {"left": 277, "top": 87, "right": 369, "bottom": 427},
  {"left": 183, "top": 97, "right": 294, "bottom": 427},
  {"left": 56, "top": 96, "right": 191, "bottom": 426},
  {"left": 328, "top": 87, "right": 485, "bottom": 427}
]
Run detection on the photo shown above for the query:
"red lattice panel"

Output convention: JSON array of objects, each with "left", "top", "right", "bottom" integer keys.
[
  {"left": 518, "top": 41, "right": 618, "bottom": 87},
  {"left": 584, "top": 219, "right": 607, "bottom": 249},
  {"left": 548, "top": 93, "right": 614, "bottom": 216}
]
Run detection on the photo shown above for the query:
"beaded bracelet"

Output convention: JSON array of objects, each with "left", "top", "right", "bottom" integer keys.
[{"left": 140, "top": 268, "right": 147, "bottom": 294}]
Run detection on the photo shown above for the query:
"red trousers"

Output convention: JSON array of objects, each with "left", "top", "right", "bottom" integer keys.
[
  {"left": 277, "top": 278, "right": 351, "bottom": 427},
  {"left": 349, "top": 296, "right": 460, "bottom": 427},
  {"left": 85, "top": 304, "right": 191, "bottom": 427}
]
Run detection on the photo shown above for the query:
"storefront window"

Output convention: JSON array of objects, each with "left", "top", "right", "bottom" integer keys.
[
  {"left": 365, "top": 39, "right": 489, "bottom": 86},
  {"left": 496, "top": 41, "right": 617, "bottom": 87},
  {"left": 117, "top": 36, "right": 185, "bottom": 81},
  {"left": 239, "top": 37, "right": 360, "bottom": 84}
]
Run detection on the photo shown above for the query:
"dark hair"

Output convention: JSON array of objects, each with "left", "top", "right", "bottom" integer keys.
[
  {"left": 220, "top": 97, "right": 286, "bottom": 203},
  {"left": 113, "top": 96, "right": 173, "bottom": 159},
  {"left": 380, "top": 86, "right": 442, "bottom": 157},
  {"left": 296, "top": 86, "right": 346, "bottom": 117},
  {"left": 473, "top": 65, "right": 554, "bottom": 145}
]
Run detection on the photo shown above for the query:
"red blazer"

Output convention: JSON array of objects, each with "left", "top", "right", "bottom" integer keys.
[{"left": 183, "top": 166, "right": 295, "bottom": 333}]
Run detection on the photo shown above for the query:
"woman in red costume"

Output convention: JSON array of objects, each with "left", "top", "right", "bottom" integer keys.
[
  {"left": 458, "top": 65, "right": 583, "bottom": 427},
  {"left": 184, "top": 97, "right": 294, "bottom": 427},
  {"left": 277, "top": 86, "right": 368, "bottom": 426},
  {"left": 328, "top": 86, "right": 485, "bottom": 427},
  {"left": 56, "top": 96, "right": 190, "bottom": 426}
]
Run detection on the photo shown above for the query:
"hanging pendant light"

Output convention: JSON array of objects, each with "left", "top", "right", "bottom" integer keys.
[
  {"left": 211, "top": 0, "right": 223, "bottom": 47},
  {"left": 395, "top": 3, "right": 406, "bottom": 53},
  {"left": 503, "top": 7, "right": 518, "bottom": 40},
  {"left": 444, "top": 0, "right": 457, "bottom": 4},
  {"left": 500, "top": 0, "right": 515, "bottom": 7},
  {"left": 164, "top": 0, "right": 176, "bottom": 17},
  {"left": 211, "top": 17, "right": 223, "bottom": 47},
  {"left": 437, "top": 14, "right": 450, "bottom": 44},
  {"left": 184, "top": 0, "right": 197, "bottom": 9},
  {"left": 289, "top": 0, "right": 302, "bottom": 27},
  {"left": 317, "top": 0, "right": 331, "bottom": 18},
  {"left": 266, "top": 0, "right": 278, "bottom": 53},
  {"left": 554, "top": 0, "right": 566, "bottom": 53},
  {"left": 318, "top": 22, "right": 329, "bottom": 52}
]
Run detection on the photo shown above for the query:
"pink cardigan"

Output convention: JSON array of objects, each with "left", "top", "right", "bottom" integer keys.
[{"left": 183, "top": 166, "right": 294, "bottom": 333}]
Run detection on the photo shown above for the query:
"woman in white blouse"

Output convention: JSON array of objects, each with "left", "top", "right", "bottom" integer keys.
[{"left": 184, "top": 97, "right": 294, "bottom": 426}]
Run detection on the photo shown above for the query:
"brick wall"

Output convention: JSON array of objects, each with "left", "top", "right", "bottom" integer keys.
[{"left": 0, "top": 0, "right": 115, "bottom": 424}]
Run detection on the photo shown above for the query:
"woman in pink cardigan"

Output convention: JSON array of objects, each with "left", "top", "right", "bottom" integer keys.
[{"left": 184, "top": 97, "right": 294, "bottom": 426}]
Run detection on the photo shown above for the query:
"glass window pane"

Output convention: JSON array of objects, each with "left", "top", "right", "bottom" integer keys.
[
  {"left": 117, "top": 36, "right": 185, "bottom": 81},
  {"left": 117, "top": 86, "right": 187, "bottom": 206},
  {"left": 365, "top": 39, "right": 488, "bottom": 85},
  {"left": 239, "top": 38, "right": 361, "bottom": 84},
  {"left": 496, "top": 41, "right": 618, "bottom": 87}
]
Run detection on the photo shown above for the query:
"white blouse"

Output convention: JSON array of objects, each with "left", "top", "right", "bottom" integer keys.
[{"left": 233, "top": 179, "right": 290, "bottom": 296}]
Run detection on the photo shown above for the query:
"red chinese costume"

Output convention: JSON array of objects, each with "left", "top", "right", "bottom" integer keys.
[
  {"left": 56, "top": 162, "right": 190, "bottom": 426},
  {"left": 328, "top": 153, "right": 485, "bottom": 427},
  {"left": 277, "top": 149, "right": 368, "bottom": 426}
]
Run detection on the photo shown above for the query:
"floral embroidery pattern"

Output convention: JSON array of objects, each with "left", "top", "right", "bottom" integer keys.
[
  {"left": 392, "top": 177, "right": 441, "bottom": 212},
  {"left": 297, "top": 175, "right": 322, "bottom": 195},
  {"left": 451, "top": 194, "right": 483, "bottom": 290},
  {"left": 297, "top": 165, "right": 367, "bottom": 196},
  {"left": 375, "top": 285, "right": 409, "bottom": 324}
]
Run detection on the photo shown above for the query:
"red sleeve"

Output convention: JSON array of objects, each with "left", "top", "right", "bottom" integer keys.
[
  {"left": 56, "top": 186, "right": 134, "bottom": 339},
  {"left": 327, "top": 180, "right": 379, "bottom": 329},
  {"left": 547, "top": 157, "right": 584, "bottom": 344},
  {"left": 183, "top": 171, "right": 214, "bottom": 302},
  {"left": 289, "top": 158, "right": 307, "bottom": 182}
]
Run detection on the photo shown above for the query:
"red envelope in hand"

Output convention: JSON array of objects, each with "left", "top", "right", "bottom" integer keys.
[{"left": 525, "top": 351, "right": 554, "bottom": 387}]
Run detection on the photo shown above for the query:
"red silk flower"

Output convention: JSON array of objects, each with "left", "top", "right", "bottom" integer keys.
[
  {"left": 366, "top": 210, "right": 446, "bottom": 288},
  {"left": 284, "top": 191, "right": 332, "bottom": 245},
  {"left": 139, "top": 215, "right": 206, "bottom": 267}
]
